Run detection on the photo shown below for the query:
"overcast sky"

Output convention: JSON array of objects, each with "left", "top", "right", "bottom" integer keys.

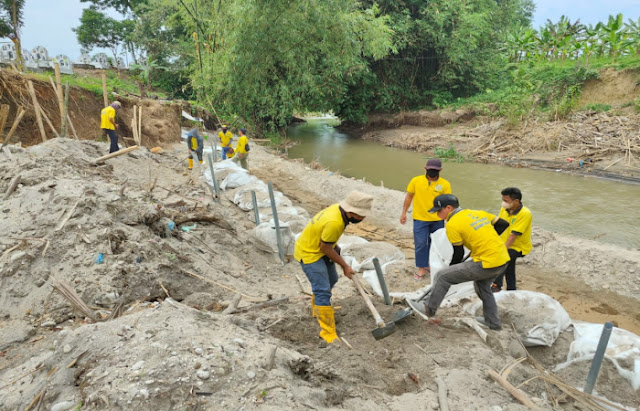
[{"left": 11, "top": 0, "right": 640, "bottom": 61}]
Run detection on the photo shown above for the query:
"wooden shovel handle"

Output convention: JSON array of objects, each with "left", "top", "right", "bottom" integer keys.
[{"left": 351, "top": 275, "right": 385, "bottom": 327}]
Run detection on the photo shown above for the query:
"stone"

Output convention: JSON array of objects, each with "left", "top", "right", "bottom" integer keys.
[
  {"left": 10, "top": 251, "right": 27, "bottom": 263},
  {"left": 35, "top": 278, "right": 45, "bottom": 287},
  {"left": 507, "top": 339, "right": 527, "bottom": 359},
  {"left": 247, "top": 370, "right": 256, "bottom": 379},
  {"left": 196, "top": 370, "right": 210, "bottom": 380},
  {"left": 51, "top": 401, "right": 76, "bottom": 411},
  {"left": 602, "top": 284, "right": 610, "bottom": 289},
  {"left": 194, "top": 347, "right": 204, "bottom": 356},
  {"left": 63, "top": 344, "right": 72, "bottom": 354},
  {"left": 132, "top": 361, "right": 145, "bottom": 371},
  {"left": 139, "top": 388, "right": 150, "bottom": 399},
  {"left": 490, "top": 406, "right": 502, "bottom": 411},
  {"left": 233, "top": 338, "right": 245, "bottom": 348},
  {"left": 41, "top": 321, "right": 56, "bottom": 328}
]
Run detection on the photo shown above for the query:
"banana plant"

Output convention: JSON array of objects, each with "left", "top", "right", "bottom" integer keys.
[{"left": 598, "top": 13, "right": 626, "bottom": 61}]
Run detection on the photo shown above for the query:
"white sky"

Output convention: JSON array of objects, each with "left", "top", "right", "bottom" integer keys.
[{"left": 10, "top": 0, "right": 640, "bottom": 61}]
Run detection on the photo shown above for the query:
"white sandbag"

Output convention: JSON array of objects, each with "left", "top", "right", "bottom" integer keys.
[
  {"left": 203, "top": 160, "right": 243, "bottom": 186},
  {"left": 556, "top": 321, "right": 640, "bottom": 390},
  {"left": 250, "top": 220, "right": 295, "bottom": 255},
  {"left": 221, "top": 171, "right": 259, "bottom": 190},
  {"left": 341, "top": 241, "right": 404, "bottom": 272},
  {"left": 234, "top": 185, "right": 289, "bottom": 211},
  {"left": 466, "top": 290, "right": 572, "bottom": 347},
  {"left": 337, "top": 235, "right": 369, "bottom": 249},
  {"left": 429, "top": 228, "right": 469, "bottom": 279},
  {"left": 362, "top": 260, "right": 396, "bottom": 297},
  {"left": 255, "top": 206, "right": 309, "bottom": 225}
]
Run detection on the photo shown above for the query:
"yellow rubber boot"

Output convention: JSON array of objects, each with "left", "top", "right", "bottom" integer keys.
[
  {"left": 316, "top": 306, "right": 339, "bottom": 343},
  {"left": 199, "top": 160, "right": 203, "bottom": 165},
  {"left": 311, "top": 295, "right": 317, "bottom": 318},
  {"left": 188, "top": 158, "right": 193, "bottom": 170}
]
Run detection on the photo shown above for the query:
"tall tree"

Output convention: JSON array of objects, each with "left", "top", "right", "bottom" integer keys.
[
  {"left": 0, "top": 0, "right": 25, "bottom": 69},
  {"left": 73, "top": 7, "right": 128, "bottom": 66}
]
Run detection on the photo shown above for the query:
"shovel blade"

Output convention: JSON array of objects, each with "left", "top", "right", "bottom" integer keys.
[
  {"left": 392, "top": 308, "right": 413, "bottom": 323},
  {"left": 371, "top": 322, "right": 397, "bottom": 340}
]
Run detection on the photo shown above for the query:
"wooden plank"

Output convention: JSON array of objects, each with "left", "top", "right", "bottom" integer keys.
[
  {"left": 101, "top": 72, "right": 108, "bottom": 107},
  {"left": 26, "top": 81, "right": 47, "bottom": 142},
  {"left": 94, "top": 145, "right": 139, "bottom": 163},
  {"left": 61, "top": 83, "right": 69, "bottom": 137},
  {"left": 38, "top": 106, "right": 60, "bottom": 138},
  {"left": 54, "top": 62, "right": 64, "bottom": 127}
]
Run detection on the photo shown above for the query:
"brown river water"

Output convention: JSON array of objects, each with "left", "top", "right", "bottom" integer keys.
[{"left": 287, "top": 118, "right": 640, "bottom": 249}]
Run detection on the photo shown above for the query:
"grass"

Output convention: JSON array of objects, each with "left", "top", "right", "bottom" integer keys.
[
  {"left": 29, "top": 70, "right": 168, "bottom": 99},
  {"left": 434, "top": 144, "right": 466, "bottom": 162}
]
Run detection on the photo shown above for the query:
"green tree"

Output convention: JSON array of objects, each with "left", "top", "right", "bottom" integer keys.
[
  {"left": 73, "top": 7, "right": 128, "bottom": 67},
  {"left": 597, "top": 13, "right": 626, "bottom": 61},
  {"left": 0, "top": 0, "right": 25, "bottom": 69}
]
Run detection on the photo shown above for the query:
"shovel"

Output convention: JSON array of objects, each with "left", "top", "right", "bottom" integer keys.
[
  {"left": 351, "top": 275, "right": 397, "bottom": 340},
  {"left": 392, "top": 287, "right": 432, "bottom": 323}
]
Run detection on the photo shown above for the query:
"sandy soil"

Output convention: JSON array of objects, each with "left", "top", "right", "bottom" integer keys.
[{"left": 0, "top": 138, "right": 639, "bottom": 410}]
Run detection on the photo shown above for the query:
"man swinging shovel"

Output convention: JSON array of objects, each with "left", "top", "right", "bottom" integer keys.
[{"left": 294, "top": 191, "right": 389, "bottom": 345}]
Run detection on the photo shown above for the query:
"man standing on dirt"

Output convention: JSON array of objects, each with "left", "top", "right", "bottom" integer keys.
[
  {"left": 231, "top": 128, "right": 250, "bottom": 170},
  {"left": 492, "top": 187, "right": 533, "bottom": 292},
  {"left": 186, "top": 123, "right": 204, "bottom": 170},
  {"left": 219, "top": 124, "right": 233, "bottom": 159},
  {"left": 101, "top": 101, "right": 122, "bottom": 153},
  {"left": 406, "top": 194, "right": 510, "bottom": 330},
  {"left": 400, "top": 159, "right": 452, "bottom": 280},
  {"left": 294, "top": 191, "right": 373, "bottom": 344}
]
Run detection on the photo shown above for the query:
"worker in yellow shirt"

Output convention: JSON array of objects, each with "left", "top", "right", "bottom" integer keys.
[
  {"left": 231, "top": 128, "right": 250, "bottom": 170},
  {"left": 186, "top": 124, "right": 204, "bottom": 170},
  {"left": 400, "top": 158, "right": 452, "bottom": 280},
  {"left": 294, "top": 191, "right": 374, "bottom": 344},
  {"left": 406, "top": 194, "right": 510, "bottom": 330},
  {"left": 492, "top": 187, "right": 533, "bottom": 292},
  {"left": 218, "top": 124, "right": 233, "bottom": 159},
  {"left": 100, "top": 101, "right": 122, "bottom": 153}
]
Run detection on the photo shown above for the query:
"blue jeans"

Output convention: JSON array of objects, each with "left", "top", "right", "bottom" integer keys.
[
  {"left": 222, "top": 146, "right": 232, "bottom": 160},
  {"left": 300, "top": 257, "right": 339, "bottom": 306},
  {"left": 104, "top": 129, "right": 119, "bottom": 153},
  {"left": 413, "top": 219, "right": 445, "bottom": 268}
]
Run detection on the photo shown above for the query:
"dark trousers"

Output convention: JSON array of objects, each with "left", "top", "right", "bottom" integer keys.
[
  {"left": 104, "top": 129, "right": 119, "bottom": 153},
  {"left": 189, "top": 149, "right": 203, "bottom": 162},
  {"left": 493, "top": 248, "right": 523, "bottom": 290},
  {"left": 413, "top": 219, "right": 445, "bottom": 268},
  {"left": 300, "top": 257, "right": 339, "bottom": 306}
]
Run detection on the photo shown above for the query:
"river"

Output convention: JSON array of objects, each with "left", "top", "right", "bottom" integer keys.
[{"left": 286, "top": 118, "right": 640, "bottom": 249}]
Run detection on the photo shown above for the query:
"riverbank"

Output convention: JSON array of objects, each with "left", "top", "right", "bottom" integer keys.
[
  {"left": 340, "top": 108, "right": 640, "bottom": 184},
  {"left": 1, "top": 139, "right": 639, "bottom": 409}
]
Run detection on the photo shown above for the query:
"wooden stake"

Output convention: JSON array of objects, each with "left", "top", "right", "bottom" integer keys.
[
  {"left": 487, "top": 369, "right": 542, "bottom": 410},
  {"left": 265, "top": 345, "right": 278, "bottom": 371},
  {"left": 38, "top": 106, "right": 60, "bottom": 138},
  {"left": 27, "top": 80, "right": 47, "bottom": 142},
  {"left": 0, "top": 104, "right": 10, "bottom": 137},
  {"left": 94, "top": 145, "right": 139, "bottom": 163},
  {"left": 138, "top": 105, "right": 142, "bottom": 145},
  {"left": 101, "top": 71, "right": 108, "bottom": 107},
  {"left": 61, "top": 82, "right": 69, "bottom": 137},
  {"left": 48, "top": 77, "right": 78, "bottom": 139},
  {"left": 54, "top": 62, "right": 64, "bottom": 127},
  {"left": 0, "top": 107, "right": 26, "bottom": 150}
]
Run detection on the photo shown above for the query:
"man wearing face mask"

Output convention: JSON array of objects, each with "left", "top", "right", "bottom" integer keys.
[
  {"left": 294, "top": 191, "right": 373, "bottom": 344},
  {"left": 406, "top": 194, "right": 510, "bottom": 330},
  {"left": 400, "top": 159, "right": 452, "bottom": 280},
  {"left": 492, "top": 187, "right": 533, "bottom": 292}
]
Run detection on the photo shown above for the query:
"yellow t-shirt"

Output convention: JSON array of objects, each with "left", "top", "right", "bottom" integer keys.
[
  {"left": 294, "top": 204, "right": 346, "bottom": 264},
  {"left": 219, "top": 131, "right": 233, "bottom": 147},
  {"left": 100, "top": 106, "right": 116, "bottom": 130},
  {"left": 406, "top": 176, "right": 452, "bottom": 221},
  {"left": 498, "top": 205, "right": 533, "bottom": 255},
  {"left": 235, "top": 135, "right": 248, "bottom": 154},
  {"left": 446, "top": 209, "right": 510, "bottom": 268}
]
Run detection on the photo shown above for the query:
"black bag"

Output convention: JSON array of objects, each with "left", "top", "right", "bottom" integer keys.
[{"left": 245, "top": 143, "right": 250, "bottom": 152}]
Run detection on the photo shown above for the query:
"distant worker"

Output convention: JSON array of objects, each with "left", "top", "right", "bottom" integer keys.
[
  {"left": 492, "top": 187, "right": 533, "bottom": 292},
  {"left": 406, "top": 194, "right": 510, "bottom": 330},
  {"left": 186, "top": 123, "right": 204, "bottom": 170},
  {"left": 400, "top": 158, "right": 452, "bottom": 280},
  {"left": 294, "top": 191, "right": 373, "bottom": 344},
  {"left": 219, "top": 124, "right": 233, "bottom": 159},
  {"left": 101, "top": 101, "right": 122, "bottom": 153},
  {"left": 231, "top": 128, "right": 250, "bottom": 170}
]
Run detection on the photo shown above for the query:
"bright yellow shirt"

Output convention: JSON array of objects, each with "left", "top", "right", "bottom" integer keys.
[
  {"left": 446, "top": 209, "right": 510, "bottom": 268},
  {"left": 406, "top": 176, "right": 451, "bottom": 221},
  {"left": 100, "top": 106, "right": 116, "bottom": 130},
  {"left": 235, "top": 135, "right": 248, "bottom": 154},
  {"left": 219, "top": 131, "right": 233, "bottom": 147},
  {"left": 294, "top": 204, "right": 345, "bottom": 264},
  {"left": 498, "top": 205, "right": 533, "bottom": 255}
]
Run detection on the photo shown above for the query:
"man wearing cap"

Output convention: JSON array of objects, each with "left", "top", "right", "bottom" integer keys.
[
  {"left": 400, "top": 159, "right": 452, "bottom": 280},
  {"left": 406, "top": 194, "right": 510, "bottom": 330},
  {"left": 186, "top": 123, "right": 204, "bottom": 170},
  {"left": 492, "top": 187, "right": 533, "bottom": 292},
  {"left": 231, "top": 128, "right": 250, "bottom": 170},
  {"left": 294, "top": 191, "right": 373, "bottom": 344},
  {"left": 100, "top": 101, "right": 122, "bottom": 153},
  {"left": 218, "top": 125, "right": 233, "bottom": 160}
]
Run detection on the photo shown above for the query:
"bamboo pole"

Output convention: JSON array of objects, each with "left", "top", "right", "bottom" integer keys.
[
  {"left": 60, "top": 83, "right": 69, "bottom": 137},
  {"left": 101, "top": 71, "right": 108, "bottom": 107},
  {"left": 131, "top": 105, "right": 138, "bottom": 144},
  {"left": 0, "top": 107, "right": 26, "bottom": 150},
  {"left": 26, "top": 81, "right": 47, "bottom": 142},
  {"left": 487, "top": 369, "right": 541, "bottom": 410},
  {"left": 138, "top": 105, "right": 142, "bottom": 145},
  {"left": 94, "top": 145, "right": 139, "bottom": 163},
  {"left": 54, "top": 62, "right": 64, "bottom": 127},
  {"left": 38, "top": 106, "right": 60, "bottom": 138},
  {"left": 48, "top": 77, "right": 78, "bottom": 140}
]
